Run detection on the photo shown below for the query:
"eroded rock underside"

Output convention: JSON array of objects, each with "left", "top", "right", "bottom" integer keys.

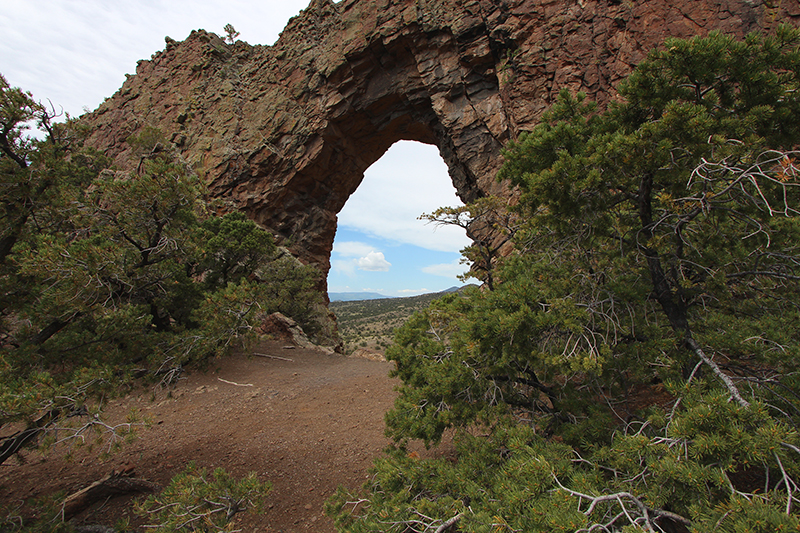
[{"left": 82, "top": 0, "right": 798, "bottom": 291}]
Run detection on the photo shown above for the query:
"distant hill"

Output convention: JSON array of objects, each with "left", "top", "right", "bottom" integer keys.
[
  {"left": 330, "top": 285, "right": 479, "bottom": 354},
  {"left": 328, "top": 292, "right": 390, "bottom": 302},
  {"left": 329, "top": 286, "right": 466, "bottom": 302}
]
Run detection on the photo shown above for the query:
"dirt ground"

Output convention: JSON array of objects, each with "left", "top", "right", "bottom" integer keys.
[{"left": 0, "top": 340, "right": 426, "bottom": 532}]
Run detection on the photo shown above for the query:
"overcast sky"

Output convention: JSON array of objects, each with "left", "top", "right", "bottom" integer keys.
[{"left": 0, "top": 1, "right": 471, "bottom": 297}]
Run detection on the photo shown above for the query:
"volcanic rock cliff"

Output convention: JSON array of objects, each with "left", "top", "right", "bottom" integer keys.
[{"left": 82, "top": 0, "right": 798, "bottom": 289}]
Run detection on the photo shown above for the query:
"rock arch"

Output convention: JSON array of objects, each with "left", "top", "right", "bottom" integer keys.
[{"left": 83, "top": 0, "right": 795, "bottom": 289}]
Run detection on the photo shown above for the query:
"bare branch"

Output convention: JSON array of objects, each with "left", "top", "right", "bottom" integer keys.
[
  {"left": 685, "top": 337, "right": 750, "bottom": 408},
  {"left": 434, "top": 512, "right": 464, "bottom": 533},
  {"left": 552, "top": 474, "right": 692, "bottom": 532}
]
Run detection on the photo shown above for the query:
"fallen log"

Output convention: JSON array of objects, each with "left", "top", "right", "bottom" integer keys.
[{"left": 61, "top": 467, "right": 159, "bottom": 520}]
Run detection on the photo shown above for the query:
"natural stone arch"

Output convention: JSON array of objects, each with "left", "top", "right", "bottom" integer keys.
[
  {"left": 249, "top": 21, "right": 510, "bottom": 271},
  {"left": 82, "top": 0, "right": 796, "bottom": 291}
]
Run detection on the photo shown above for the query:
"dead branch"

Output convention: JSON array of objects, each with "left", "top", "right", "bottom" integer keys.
[
  {"left": 252, "top": 352, "right": 294, "bottom": 362},
  {"left": 217, "top": 377, "right": 253, "bottom": 387},
  {"left": 685, "top": 337, "right": 750, "bottom": 408},
  {"left": 552, "top": 474, "right": 692, "bottom": 533},
  {"left": 434, "top": 512, "right": 464, "bottom": 533},
  {"left": 380, "top": 510, "right": 467, "bottom": 533}
]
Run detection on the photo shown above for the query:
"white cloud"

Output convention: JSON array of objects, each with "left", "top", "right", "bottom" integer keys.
[
  {"left": 422, "top": 259, "right": 469, "bottom": 279},
  {"left": 332, "top": 241, "right": 378, "bottom": 258},
  {"left": 397, "top": 288, "right": 430, "bottom": 296},
  {"left": 338, "top": 142, "right": 472, "bottom": 253},
  {"left": 357, "top": 251, "right": 391, "bottom": 272},
  {"left": 330, "top": 258, "right": 357, "bottom": 277},
  {"left": 331, "top": 242, "right": 391, "bottom": 273}
]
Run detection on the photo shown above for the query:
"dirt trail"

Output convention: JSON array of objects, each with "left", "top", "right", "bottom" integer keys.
[{"left": 0, "top": 340, "right": 404, "bottom": 532}]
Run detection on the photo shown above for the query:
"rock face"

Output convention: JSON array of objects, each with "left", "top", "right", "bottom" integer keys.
[{"left": 82, "top": 0, "right": 796, "bottom": 289}]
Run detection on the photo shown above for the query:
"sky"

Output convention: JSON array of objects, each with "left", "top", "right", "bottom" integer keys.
[{"left": 0, "top": 1, "right": 472, "bottom": 298}]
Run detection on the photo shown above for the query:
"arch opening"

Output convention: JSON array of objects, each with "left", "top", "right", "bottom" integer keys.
[{"left": 328, "top": 140, "right": 471, "bottom": 300}]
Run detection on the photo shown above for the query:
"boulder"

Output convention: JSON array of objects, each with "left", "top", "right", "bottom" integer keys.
[{"left": 260, "top": 312, "right": 338, "bottom": 354}]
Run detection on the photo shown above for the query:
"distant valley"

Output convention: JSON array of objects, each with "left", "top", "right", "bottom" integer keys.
[{"left": 329, "top": 286, "right": 472, "bottom": 354}]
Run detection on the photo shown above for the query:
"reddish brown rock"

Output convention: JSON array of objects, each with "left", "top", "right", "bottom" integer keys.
[
  {"left": 259, "top": 312, "right": 337, "bottom": 353},
  {"left": 82, "top": 0, "right": 797, "bottom": 290}
]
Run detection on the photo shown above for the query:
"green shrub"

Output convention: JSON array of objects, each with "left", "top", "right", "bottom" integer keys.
[{"left": 136, "top": 463, "right": 271, "bottom": 532}]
